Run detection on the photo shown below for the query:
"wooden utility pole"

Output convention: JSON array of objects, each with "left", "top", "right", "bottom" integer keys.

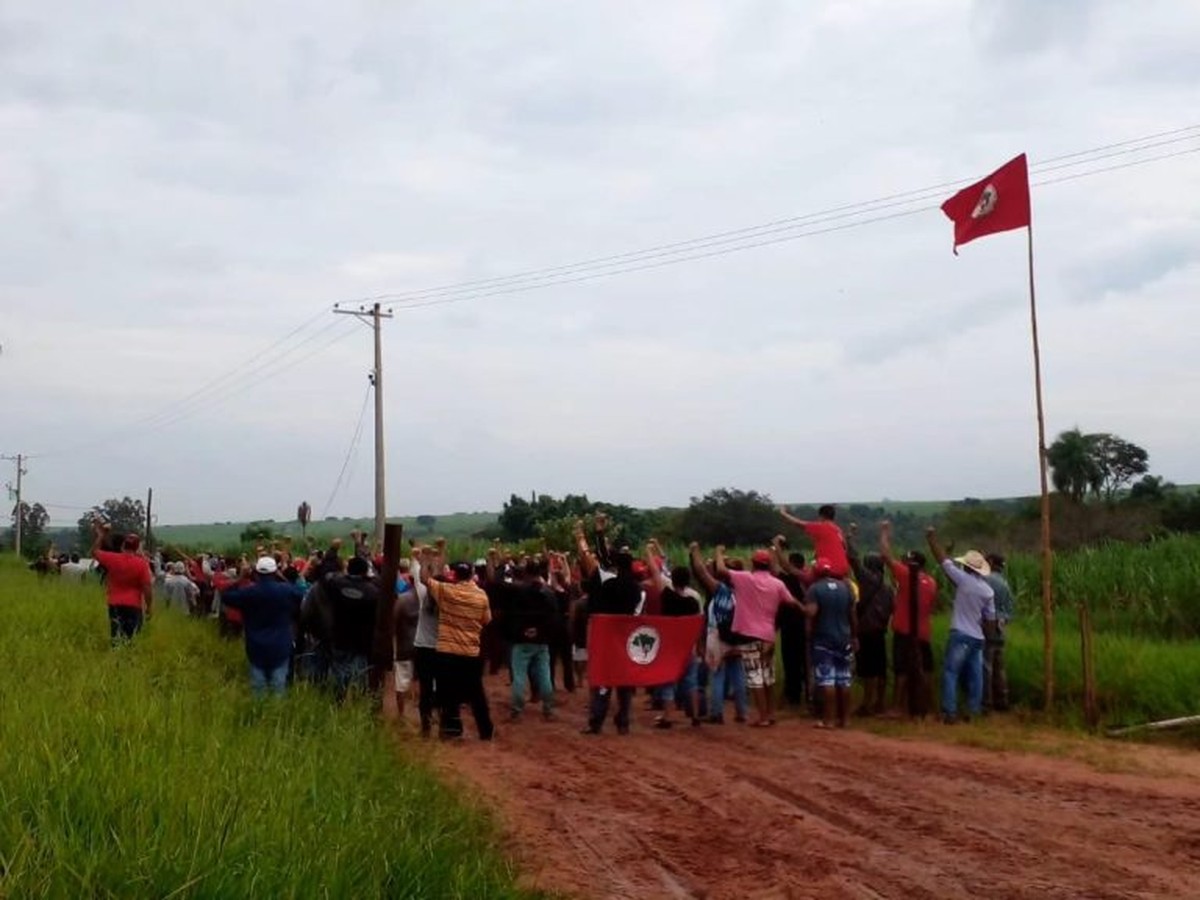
[
  {"left": 371, "top": 522, "right": 404, "bottom": 692},
  {"left": 145, "top": 487, "right": 154, "bottom": 552},
  {"left": 3, "top": 454, "right": 25, "bottom": 557},
  {"left": 1027, "top": 224, "right": 1056, "bottom": 712},
  {"left": 333, "top": 302, "right": 394, "bottom": 548}
]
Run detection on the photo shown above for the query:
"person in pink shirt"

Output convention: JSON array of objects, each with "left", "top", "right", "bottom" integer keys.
[{"left": 715, "top": 545, "right": 804, "bottom": 727}]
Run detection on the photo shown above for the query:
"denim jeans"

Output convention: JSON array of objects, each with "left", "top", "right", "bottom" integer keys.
[
  {"left": 511, "top": 643, "right": 554, "bottom": 715},
  {"left": 657, "top": 657, "right": 700, "bottom": 718},
  {"left": 709, "top": 656, "right": 748, "bottom": 721},
  {"left": 942, "top": 629, "right": 985, "bottom": 718},
  {"left": 249, "top": 661, "right": 289, "bottom": 697},
  {"left": 330, "top": 651, "right": 371, "bottom": 703}
]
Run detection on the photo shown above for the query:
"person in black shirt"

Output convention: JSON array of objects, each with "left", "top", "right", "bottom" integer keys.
[
  {"left": 850, "top": 547, "right": 894, "bottom": 717},
  {"left": 303, "top": 555, "right": 382, "bottom": 702},
  {"left": 654, "top": 563, "right": 703, "bottom": 728},
  {"left": 576, "top": 516, "right": 642, "bottom": 735},
  {"left": 487, "top": 551, "right": 559, "bottom": 722}
]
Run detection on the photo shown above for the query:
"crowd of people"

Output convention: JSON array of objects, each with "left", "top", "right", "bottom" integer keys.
[{"left": 58, "top": 507, "right": 1015, "bottom": 737}]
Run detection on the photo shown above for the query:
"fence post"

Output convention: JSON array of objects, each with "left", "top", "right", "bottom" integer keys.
[{"left": 1079, "top": 602, "right": 1098, "bottom": 731}]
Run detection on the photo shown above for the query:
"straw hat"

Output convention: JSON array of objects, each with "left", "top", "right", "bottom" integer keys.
[{"left": 954, "top": 550, "right": 991, "bottom": 577}]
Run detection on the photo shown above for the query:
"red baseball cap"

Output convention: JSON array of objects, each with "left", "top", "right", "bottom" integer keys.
[
  {"left": 751, "top": 549, "right": 772, "bottom": 565},
  {"left": 813, "top": 557, "right": 834, "bottom": 575}
]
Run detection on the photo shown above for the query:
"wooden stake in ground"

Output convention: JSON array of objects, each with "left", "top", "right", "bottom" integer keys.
[
  {"left": 370, "top": 522, "right": 403, "bottom": 692},
  {"left": 1079, "top": 602, "right": 1098, "bottom": 731}
]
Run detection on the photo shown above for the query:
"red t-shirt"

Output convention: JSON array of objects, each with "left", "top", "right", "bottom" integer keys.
[
  {"left": 95, "top": 550, "right": 152, "bottom": 609},
  {"left": 213, "top": 572, "right": 250, "bottom": 624},
  {"left": 802, "top": 520, "right": 850, "bottom": 577},
  {"left": 888, "top": 559, "right": 937, "bottom": 641}
]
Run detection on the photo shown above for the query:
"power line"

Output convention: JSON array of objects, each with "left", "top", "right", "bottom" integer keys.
[
  {"left": 322, "top": 381, "right": 372, "bottom": 519},
  {"left": 382, "top": 143, "right": 1200, "bottom": 313},
  {"left": 27, "top": 305, "right": 333, "bottom": 459},
  {"left": 125, "top": 318, "right": 358, "bottom": 438},
  {"left": 367, "top": 124, "right": 1200, "bottom": 308},
  {"left": 28, "top": 312, "right": 355, "bottom": 459}
]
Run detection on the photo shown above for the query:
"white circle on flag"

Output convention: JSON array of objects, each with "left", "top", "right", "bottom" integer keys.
[{"left": 626, "top": 626, "right": 661, "bottom": 665}]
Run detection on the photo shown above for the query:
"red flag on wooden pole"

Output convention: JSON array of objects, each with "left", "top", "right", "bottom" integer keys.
[
  {"left": 941, "top": 154, "right": 1031, "bottom": 253},
  {"left": 942, "top": 151, "right": 1056, "bottom": 711}
]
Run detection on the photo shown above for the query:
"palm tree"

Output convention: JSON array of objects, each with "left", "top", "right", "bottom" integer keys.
[{"left": 1046, "top": 429, "right": 1102, "bottom": 503}]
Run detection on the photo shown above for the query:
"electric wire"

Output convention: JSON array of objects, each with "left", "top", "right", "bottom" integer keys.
[
  {"left": 385, "top": 143, "right": 1200, "bottom": 312},
  {"left": 368, "top": 124, "right": 1200, "bottom": 308},
  {"left": 27, "top": 305, "right": 332, "bottom": 459},
  {"left": 321, "top": 382, "right": 372, "bottom": 519}
]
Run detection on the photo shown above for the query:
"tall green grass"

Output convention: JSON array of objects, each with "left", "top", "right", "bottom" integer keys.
[
  {"left": 926, "top": 615, "right": 1200, "bottom": 727},
  {"left": 1004, "top": 534, "right": 1200, "bottom": 637},
  {"left": 0, "top": 557, "right": 530, "bottom": 899}
]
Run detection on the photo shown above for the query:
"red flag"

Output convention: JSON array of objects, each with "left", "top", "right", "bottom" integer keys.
[
  {"left": 941, "top": 154, "right": 1031, "bottom": 253},
  {"left": 587, "top": 614, "right": 704, "bottom": 688}
]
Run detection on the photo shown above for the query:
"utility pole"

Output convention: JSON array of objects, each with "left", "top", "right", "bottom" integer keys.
[
  {"left": 145, "top": 487, "right": 154, "bottom": 552},
  {"left": 333, "top": 302, "right": 393, "bottom": 547},
  {"left": 3, "top": 454, "right": 26, "bottom": 557}
]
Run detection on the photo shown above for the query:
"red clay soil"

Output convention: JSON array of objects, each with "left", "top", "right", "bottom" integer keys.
[{"left": 396, "top": 679, "right": 1200, "bottom": 899}]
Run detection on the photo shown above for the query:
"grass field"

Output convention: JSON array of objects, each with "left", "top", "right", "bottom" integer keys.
[
  {"left": 151, "top": 511, "right": 500, "bottom": 549},
  {"left": 0, "top": 556, "right": 531, "bottom": 899}
]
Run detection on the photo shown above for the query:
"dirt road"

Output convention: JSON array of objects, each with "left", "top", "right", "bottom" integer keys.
[{"left": 413, "top": 679, "right": 1200, "bottom": 899}]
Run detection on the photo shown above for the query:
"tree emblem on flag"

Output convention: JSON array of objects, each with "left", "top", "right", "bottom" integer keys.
[
  {"left": 971, "top": 184, "right": 998, "bottom": 220},
  {"left": 625, "top": 626, "right": 661, "bottom": 665}
]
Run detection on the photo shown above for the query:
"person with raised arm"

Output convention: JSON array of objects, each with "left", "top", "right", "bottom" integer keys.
[
  {"left": 650, "top": 543, "right": 703, "bottom": 729},
  {"left": 779, "top": 504, "right": 850, "bottom": 579},
  {"left": 879, "top": 520, "right": 938, "bottom": 715},
  {"left": 690, "top": 542, "right": 749, "bottom": 723},
  {"left": 419, "top": 539, "right": 494, "bottom": 741},
  {"left": 771, "top": 535, "right": 813, "bottom": 709},
  {"left": 715, "top": 543, "right": 803, "bottom": 727},
  {"left": 925, "top": 527, "right": 996, "bottom": 724},
  {"left": 91, "top": 520, "right": 153, "bottom": 645},
  {"left": 578, "top": 515, "right": 641, "bottom": 735}
]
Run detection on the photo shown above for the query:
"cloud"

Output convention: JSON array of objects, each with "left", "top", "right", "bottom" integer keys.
[{"left": 0, "top": 0, "right": 1197, "bottom": 525}]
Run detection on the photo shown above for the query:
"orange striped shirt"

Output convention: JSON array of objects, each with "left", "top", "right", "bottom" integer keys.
[{"left": 427, "top": 579, "right": 492, "bottom": 656}]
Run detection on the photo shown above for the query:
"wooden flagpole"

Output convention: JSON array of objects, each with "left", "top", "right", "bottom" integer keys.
[{"left": 1026, "top": 222, "right": 1055, "bottom": 711}]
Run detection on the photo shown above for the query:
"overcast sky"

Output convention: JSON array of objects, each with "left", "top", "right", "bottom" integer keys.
[{"left": 2, "top": 0, "right": 1198, "bottom": 526}]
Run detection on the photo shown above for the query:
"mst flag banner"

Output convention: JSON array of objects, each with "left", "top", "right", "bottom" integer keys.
[
  {"left": 587, "top": 614, "right": 704, "bottom": 688},
  {"left": 941, "top": 153, "right": 1031, "bottom": 252}
]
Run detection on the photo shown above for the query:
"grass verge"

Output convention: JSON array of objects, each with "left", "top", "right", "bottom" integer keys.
[{"left": 0, "top": 557, "right": 532, "bottom": 899}]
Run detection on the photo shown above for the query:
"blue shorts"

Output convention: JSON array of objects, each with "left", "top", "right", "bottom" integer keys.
[{"left": 813, "top": 642, "right": 853, "bottom": 689}]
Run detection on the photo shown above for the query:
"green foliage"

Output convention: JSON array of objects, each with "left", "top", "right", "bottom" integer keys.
[
  {"left": 416, "top": 514, "right": 438, "bottom": 533},
  {"left": 1003, "top": 534, "right": 1200, "bottom": 638},
  {"left": 7, "top": 501, "right": 49, "bottom": 558},
  {"left": 0, "top": 558, "right": 530, "bottom": 899},
  {"left": 76, "top": 497, "right": 146, "bottom": 550},
  {"left": 987, "top": 617, "right": 1200, "bottom": 727},
  {"left": 1046, "top": 429, "right": 1150, "bottom": 503},
  {"left": 497, "top": 494, "right": 659, "bottom": 549},
  {"left": 679, "top": 488, "right": 780, "bottom": 546},
  {"left": 238, "top": 520, "right": 278, "bottom": 545}
]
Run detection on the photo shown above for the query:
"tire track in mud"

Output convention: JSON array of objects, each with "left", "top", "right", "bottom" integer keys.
[{"left": 418, "top": 680, "right": 1200, "bottom": 899}]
